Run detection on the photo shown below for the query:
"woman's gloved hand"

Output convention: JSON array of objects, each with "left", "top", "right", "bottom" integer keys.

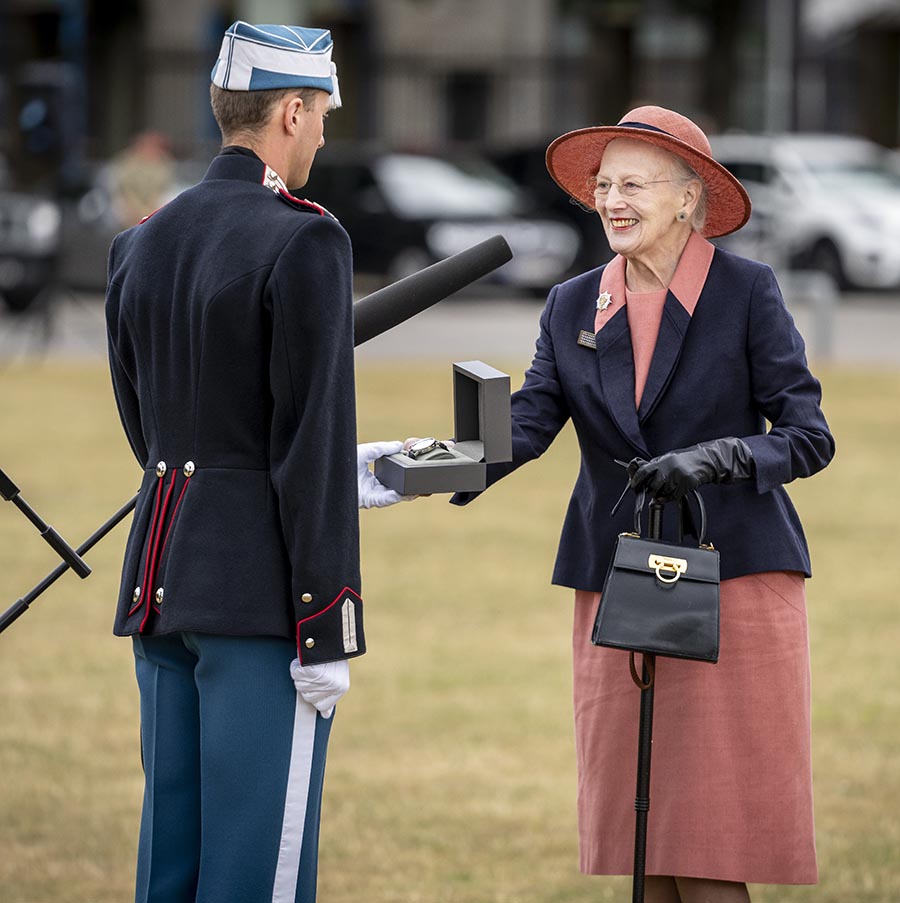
[
  {"left": 627, "top": 437, "right": 755, "bottom": 501},
  {"left": 357, "top": 441, "right": 415, "bottom": 509},
  {"left": 290, "top": 658, "right": 350, "bottom": 719}
]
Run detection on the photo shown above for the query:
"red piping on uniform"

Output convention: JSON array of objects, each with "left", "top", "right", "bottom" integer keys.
[
  {"left": 149, "top": 471, "right": 193, "bottom": 614},
  {"left": 156, "top": 478, "right": 191, "bottom": 573},
  {"left": 295, "top": 586, "right": 362, "bottom": 664},
  {"left": 139, "top": 471, "right": 177, "bottom": 632},
  {"left": 129, "top": 476, "right": 165, "bottom": 616},
  {"left": 277, "top": 189, "right": 324, "bottom": 215}
]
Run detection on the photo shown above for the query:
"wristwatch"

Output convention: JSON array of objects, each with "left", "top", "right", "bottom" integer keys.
[{"left": 405, "top": 437, "right": 452, "bottom": 460}]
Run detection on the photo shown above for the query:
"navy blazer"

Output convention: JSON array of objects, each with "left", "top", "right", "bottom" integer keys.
[
  {"left": 452, "top": 248, "right": 835, "bottom": 590},
  {"left": 106, "top": 149, "right": 364, "bottom": 664}
]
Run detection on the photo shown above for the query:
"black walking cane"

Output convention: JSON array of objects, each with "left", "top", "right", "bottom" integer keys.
[{"left": 631, "top": 498, "right": 664, "bottom": 903}]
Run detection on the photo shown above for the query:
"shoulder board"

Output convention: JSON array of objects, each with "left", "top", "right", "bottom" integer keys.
[{"left": 276, "top": 189, "right": 339, "bottom": 222}]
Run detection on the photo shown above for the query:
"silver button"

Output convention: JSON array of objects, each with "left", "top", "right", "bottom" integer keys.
[
  {"left": 301, "top": 592, "right": 313, "bottom": 603},
  {"left": 305, "top": 638, "right": 315, "bottom": 649},
  {"left": 155, "top": 587, "right": 164, "bottom": 605},
  {"left": 156, "top": 461, "right": 167, "bottom": 478},
  {"left": 183, "top": 461, "right": 195, "bottom": 477},
  {"left": 132, "top": 586, "right": 141, "bottom": 603}
]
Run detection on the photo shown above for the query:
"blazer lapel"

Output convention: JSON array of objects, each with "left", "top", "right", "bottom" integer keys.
[
  {"left": 637, "top": 291, "right": 691, "bottom": 422},
  {"left": 595, "top": 307, "right": 650, "bottom": 456}
]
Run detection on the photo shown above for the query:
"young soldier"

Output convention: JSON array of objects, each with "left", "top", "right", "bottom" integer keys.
[{"left": 106, "top": 23, "right": 404, "bottom": 903}]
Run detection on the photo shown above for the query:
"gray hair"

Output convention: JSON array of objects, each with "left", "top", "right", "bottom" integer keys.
[{"left": 669, "top": 156, "right": 708, "bottom": 233}]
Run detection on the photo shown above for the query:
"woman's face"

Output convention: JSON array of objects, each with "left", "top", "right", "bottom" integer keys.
[{"left": 594, "top": 138, "right": 693, "bottom": 262}]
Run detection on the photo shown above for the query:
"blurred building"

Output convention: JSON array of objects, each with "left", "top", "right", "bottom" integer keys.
[{"left": 1, "top": 0, "right": 899, "bottom": 180}]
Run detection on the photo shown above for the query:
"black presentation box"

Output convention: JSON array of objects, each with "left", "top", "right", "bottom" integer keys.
[{"left": 374, "top": 360, "right": 512, "bottom": 495}]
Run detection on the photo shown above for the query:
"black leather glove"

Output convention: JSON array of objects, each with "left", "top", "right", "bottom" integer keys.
[{"left": 627, "top": 437, "right": 755, "bottom": 501}]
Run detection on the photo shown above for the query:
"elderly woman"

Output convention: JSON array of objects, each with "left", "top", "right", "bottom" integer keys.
[{"left": 451, "top": 107, "right": 834, "bottom": 902}]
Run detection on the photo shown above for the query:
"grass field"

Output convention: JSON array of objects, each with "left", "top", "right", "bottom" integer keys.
[{"left": 1, "top": 359, "right": 898, "bottom": 903}]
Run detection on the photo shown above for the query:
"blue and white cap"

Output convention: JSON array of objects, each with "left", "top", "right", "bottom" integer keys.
[{"left": 211, "top": 22, "right": 341, "bottom": 108}]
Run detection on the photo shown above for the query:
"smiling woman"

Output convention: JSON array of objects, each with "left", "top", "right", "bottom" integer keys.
[{"left": 450, "top": 105, "right": 835, "bottom": 903}]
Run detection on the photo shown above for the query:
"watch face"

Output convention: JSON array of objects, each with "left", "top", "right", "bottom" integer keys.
[
  {"left": 409, "top": 437, "right": 437, "bottom": 455},
  {"left": 406, "top": 438, "right": 439, "bottom": 459}
]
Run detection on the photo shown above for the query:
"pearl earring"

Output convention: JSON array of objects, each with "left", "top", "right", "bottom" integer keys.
[{"left": 677, "top": 210, "right": 687, "bottom": 222}]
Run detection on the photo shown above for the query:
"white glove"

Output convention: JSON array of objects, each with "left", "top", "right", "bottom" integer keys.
[
  {"left": 357, "top": 440, "right": 414, "bottom": 509},
  {"left": 290, "top": 658, "right": 350, "bottom": 719}
]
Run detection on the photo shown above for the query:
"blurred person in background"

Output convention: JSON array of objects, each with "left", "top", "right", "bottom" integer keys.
[
  {"left": 106, "top": 22, "right": 406, "bottom": 903},
  {"left": 107, "top": 131, "right": 176, "bottom": 228},
  {"left": 451, "top": 106, "right": 834, "bottom": 902}
]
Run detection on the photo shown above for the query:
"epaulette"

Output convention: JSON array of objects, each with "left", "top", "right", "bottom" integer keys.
[{"left": 276, "top": 189, "right": 339, "bottom": 222}]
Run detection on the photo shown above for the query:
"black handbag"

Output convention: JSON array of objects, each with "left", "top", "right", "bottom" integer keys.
[{"left": 591, "top": 489, "right": 720, "bottom": 670}]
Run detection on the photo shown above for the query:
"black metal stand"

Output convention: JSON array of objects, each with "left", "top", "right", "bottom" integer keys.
[
  {"left": 0, "top": 493, "right": 138, "bottom": 634},
  {"left": 632, "top": 499, "right": 664, "bottom": 903},
  {"left": 0, "top": 467, "right": 92, "bottom": 577}
]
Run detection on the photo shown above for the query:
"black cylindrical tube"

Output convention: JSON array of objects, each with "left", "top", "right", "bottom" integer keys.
[{"left": 352, "top": 234, "right": 513, "bottom": 346}]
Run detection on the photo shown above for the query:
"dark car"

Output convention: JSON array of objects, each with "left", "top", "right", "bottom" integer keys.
[
  {"left": 0, "top": 156, "right": 62, "bottom": 312},
  {"left": 488, "top": 144, "right": 613, "bottom": 275},
  {"left": 303, "top": 146, "right": 580, "bottom": 291}
]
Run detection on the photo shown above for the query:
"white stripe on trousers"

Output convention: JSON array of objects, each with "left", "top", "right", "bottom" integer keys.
[{"left": 271, "top": 695, "right": 319, "bottom": 903}]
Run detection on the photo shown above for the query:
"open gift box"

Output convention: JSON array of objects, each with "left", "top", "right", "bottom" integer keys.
[{"left": 374, "top": 360, "right": 512, "bottom": 495}]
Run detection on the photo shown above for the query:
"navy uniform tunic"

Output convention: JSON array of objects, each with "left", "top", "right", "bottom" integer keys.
[{"left": 106, "top": 147, "right": 364, "bottom": 664}]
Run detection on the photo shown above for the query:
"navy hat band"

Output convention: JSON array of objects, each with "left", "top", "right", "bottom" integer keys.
[{"left": 617, "top": 121, "right": 677, "bottom": 139}]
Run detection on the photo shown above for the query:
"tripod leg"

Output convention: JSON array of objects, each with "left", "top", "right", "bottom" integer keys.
[{"left": 0, "top": 494, "right": 138, "bottom": 635}]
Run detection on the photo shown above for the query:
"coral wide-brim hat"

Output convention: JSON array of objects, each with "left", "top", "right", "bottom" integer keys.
[{"left": 545, "top": 105, "right": 751, "bottom": 238}]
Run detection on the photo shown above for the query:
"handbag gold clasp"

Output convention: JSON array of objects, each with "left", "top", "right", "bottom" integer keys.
[{"left": 648, "top": 554, "right": 688, "bottom": 584}]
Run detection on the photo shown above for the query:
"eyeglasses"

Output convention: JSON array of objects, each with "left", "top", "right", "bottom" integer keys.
[{"left": 594, "top": 179, "right": 673, "bottom": 198}]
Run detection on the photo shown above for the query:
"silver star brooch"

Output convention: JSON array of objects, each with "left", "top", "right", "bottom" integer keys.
[{"left": 597, "top": 291, "right": 613, "bottom": 312}]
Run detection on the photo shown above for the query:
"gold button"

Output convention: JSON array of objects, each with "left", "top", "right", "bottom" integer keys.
[
  {"left": 301, "top": 592, "right": 313, "bottom": 603},
  {"left": 132, "top": 586, "right": 141, "bottom": 603},
  {"left": 156, "top": 461, "right": 167, "bottom": 478},
  {"left": 305, "top": 638, "right": 315, "bottom": 649},
  {"left": 155, "top": 587, "right": 164, "bottom": 605},
  {"left": 183, "top": 461, "right": 195, "bottom": 477}
]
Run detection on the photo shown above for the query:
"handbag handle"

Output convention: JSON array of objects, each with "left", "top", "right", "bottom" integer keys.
[{"left": 631, "top": 488, "right": 708, "bottom": 546}]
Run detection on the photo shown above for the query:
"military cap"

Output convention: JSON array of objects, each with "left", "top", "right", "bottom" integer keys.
[{"left": 211, "top": 22, "right": 341, "bottom": 107}]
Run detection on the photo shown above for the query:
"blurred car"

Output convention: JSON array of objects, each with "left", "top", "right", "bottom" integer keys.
[
  {"left": 303, "top": 147, "right": 580, "bottom": 291},
  {"left": 711, "top": 132, "right": 900, "bottom": 289},
  {"left": 0, "top": 155, "right": 62, "bottom": 312},
  {"left": 488, "top": 144, "right": 613, "bottom": 274}
]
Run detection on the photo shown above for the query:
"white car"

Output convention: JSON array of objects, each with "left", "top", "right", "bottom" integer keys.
[{"left": 710, "top": 132, "right": 900, "bottom": 290}]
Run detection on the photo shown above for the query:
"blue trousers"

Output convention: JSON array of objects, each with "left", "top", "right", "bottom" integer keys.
[{"left": 132, "top": 633, "right": 332, "bottom": 903}]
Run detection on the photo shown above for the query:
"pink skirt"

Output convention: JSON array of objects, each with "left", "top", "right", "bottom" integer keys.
[{"left": 573, "top": 572, "right": 817, "bottom": 885}]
